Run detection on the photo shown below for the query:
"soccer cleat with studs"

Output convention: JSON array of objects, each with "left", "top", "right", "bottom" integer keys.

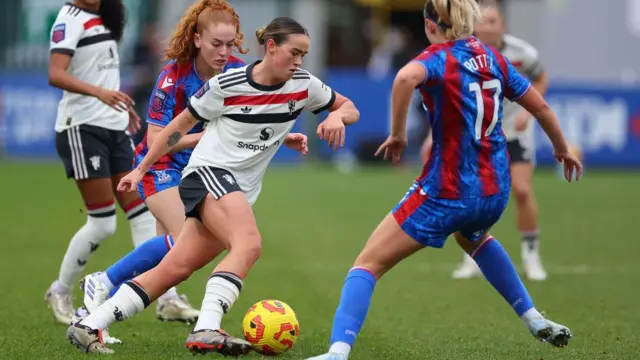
[
  {"left": 66, "top": 321, "right": 114, "bottom": 354},
  {"left": 185, "top": 329, "right": 253, "bottom": 356},
  {"left": 528, "top": 316, "right": 573, "bottom": 348}
]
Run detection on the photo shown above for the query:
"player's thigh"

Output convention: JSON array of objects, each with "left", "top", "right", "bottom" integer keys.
[
  {"left": 456, "top": 192, "right": 509, "bottom": 253},
  {"left": 144, "top": 184, "right": 186, "bottom": 237},
  {"left": 180, "top": 167, "right": 260, "bottom": 250},
  {"left": 354, "top": 212, "right": 424, "bottom": 279}
]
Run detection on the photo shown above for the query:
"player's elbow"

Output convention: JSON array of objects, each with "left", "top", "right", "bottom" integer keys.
[
  {"left": 530, "top": 101, "right": 552, "bottom": 120},
  {"left": 48, "top": 69, "right": 63, "bottom": 88}
]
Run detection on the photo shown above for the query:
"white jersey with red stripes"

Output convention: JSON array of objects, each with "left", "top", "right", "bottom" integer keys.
[
  {"left": 50, "top": 3, "right": 128, "bottom": 132},
  {"left": 185, "top": 61, "right": 336, "bottom": 204}
]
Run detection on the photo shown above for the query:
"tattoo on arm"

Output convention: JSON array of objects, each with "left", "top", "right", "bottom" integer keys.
[{"left": 167, "top": 132, "right": 182, "bottom": 147}]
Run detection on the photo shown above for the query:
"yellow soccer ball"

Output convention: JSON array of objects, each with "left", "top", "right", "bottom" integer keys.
[{"left": 242, "top": 299, "right": 300, "bottom": 356}]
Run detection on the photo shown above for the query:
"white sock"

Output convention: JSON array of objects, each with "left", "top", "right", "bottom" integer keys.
[
  {"left": 125, "top": 201, "right": 156, "bottom": 247},
  {"left": 520, "top": 307, "right": 544, "bottom": 326},
  {"left": 81, "top": 281, "right": 148, "bottom": 329},
  {"left": 193, "top": 272, "right": 243, "bottom": 332},
  {"left": 96, "top": 272, "right": 115, "bottom": 291},
  {"left": 157, "top": 287, "right": 180, "bottom": 303},
  {"left": 58, "top": 207, "right": 117, "bottom": 289},
  {"left": 329, "top": 342, "right": 351, "bottom": 357}
]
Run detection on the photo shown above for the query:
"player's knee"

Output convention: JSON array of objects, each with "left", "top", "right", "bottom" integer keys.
[
  {"left": 229, "top": 230, "right": 262, "bottom": 264},
  {"left": 512, "top": 182, "right": 533, "bottom": 203},
  {"left": 86, "top": 215, "right": 117, "bottom": 239}
]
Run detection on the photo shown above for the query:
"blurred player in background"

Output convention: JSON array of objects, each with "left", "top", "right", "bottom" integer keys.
[
  {"left": 67, "top": 16, "right": 360, "bottom": 355},
  {"left": 45, "top": 0, "right": 156, "bottom": 325},
  {"left": 308, "top": 0, "right": 580, "bottom": 359},
  {"left": 77, "top": 0, "right": 247, "bottom": 334},
  {"left": 450, "top": 1, "right": 550, "bottom": 281}
]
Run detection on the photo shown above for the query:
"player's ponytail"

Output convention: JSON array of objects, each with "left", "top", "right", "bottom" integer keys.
[
  {"left": 256, "top": 17, "right": 308, "bottom": 48},
  {"left": 425, "top": 0, "right": 481, "bottom": 41},
  {"left": 98, "top": 0, "right": 126, "bottom": 43}
]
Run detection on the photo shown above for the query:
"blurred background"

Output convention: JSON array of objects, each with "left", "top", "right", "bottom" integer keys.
[{"left": 1, "top": 0, "right": 639, "bottom": 168}]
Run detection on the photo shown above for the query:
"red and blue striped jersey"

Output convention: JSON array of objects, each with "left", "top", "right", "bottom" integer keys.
[
  {"left": 414, "top": 37, "right": 531, "bottom": 199},
  {"left": 134, "top": 56, "right": 246, "bottom": 171}
]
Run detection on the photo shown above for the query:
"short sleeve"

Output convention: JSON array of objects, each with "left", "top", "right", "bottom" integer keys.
[
  {"left": 521, "top": 47, "right": 545, "bottom": 81},
  {"left": 306, "top": 74, "right": 336, "bottom": 115},
  {"left": 146, "top": 69, "right": 178, "bottom": 128},
  {"left": 411, "top": 50, "right": 445, "bottom": 85},
  {"left": 188, "top": 79, "right": 224, "bottom": 122},
  {"left": 50, "top": 16, "right": 84, "bottom": 56},
  {"left": 505, "top": 59, "right": 532, "bottom": 101}
]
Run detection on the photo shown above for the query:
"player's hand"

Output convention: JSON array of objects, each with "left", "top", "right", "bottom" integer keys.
[
  {"left": 316, "top": 113, "right": 345, "bottom": 151},
  {"left": 514, "top": 111, "right": 530, "bottom": 132},
  {"left": 553, "top": 150, "right": 583, "bottom": 182},
  {"left": 117, "top": 168, "right": 145, "bottom": 193},
  {"left": 128, "top": 108, "right": 141, "bottom": 134},
  {"left": 97, "top": 88, "right": 135, "bottom": 113},
  {"left": 375, "top": 135, "right": 407, "bottom": 165},
  {"left": 284, "top": 133, "right": 308, "bottom": 156}
]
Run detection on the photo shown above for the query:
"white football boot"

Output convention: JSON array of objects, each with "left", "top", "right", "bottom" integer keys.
[
  {"left": 527, "top": 315, "right": 572, "bottom": 347},
  {"left": 522, "top": 242, "right": 548, "bottom": 281},
  {"left": 44, "top": 283, "right": 74, "bottom": 325},
  {"left": 78, "top": 273, "right": 122, "bottom": 344},
  {"left": 156, "top": 294, "right": 200, "bottom": 324},
  {"left": 451, "top": 253, "right": 482, "bottom": 279},
  {"left": 67, "top": 322, "right": 114, "bottom": 354}
]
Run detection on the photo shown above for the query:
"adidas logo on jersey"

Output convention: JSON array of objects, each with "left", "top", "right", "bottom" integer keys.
[{"left": 241, "top": 106, "right": 252, "bottom": 114}]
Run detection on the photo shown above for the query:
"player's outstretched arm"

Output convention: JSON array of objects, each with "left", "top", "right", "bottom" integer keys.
[
  {"left": 391, "top": 62, "right": 427, "bottom": 138},
  {"left": 329, "top": 92, "right": 360, "bottom": 125},
  {"left": 136, "top": 109, "right": 199, "bottom": 172},
  {"left": 147, "top": 124, "right": 203, "bottom": 153}
]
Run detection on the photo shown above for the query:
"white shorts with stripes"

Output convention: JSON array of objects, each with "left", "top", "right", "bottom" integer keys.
[
  {"left": 179, "top": 166, "right": 244, "bottom": 220},
  {"left": 55, "top": 124, "right": 135, "bottom": 180}
]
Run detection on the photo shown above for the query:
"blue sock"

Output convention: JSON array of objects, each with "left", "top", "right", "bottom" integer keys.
[
  {"left": 330, "top": 267, "right": 377, "bottom": 349},
  {"left": 472, "top": 237, "right": 534, "bottom": 316},
  {"left": 105, "top": 234, "right": 174, "bottom": 292}
]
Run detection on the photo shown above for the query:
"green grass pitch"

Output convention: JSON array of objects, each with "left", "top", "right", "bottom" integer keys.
[{"left": 0, "top": 162, "right": 638, "bottom": 359}]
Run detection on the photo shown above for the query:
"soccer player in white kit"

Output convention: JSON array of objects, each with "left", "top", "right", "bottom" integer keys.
[
  {"left": 66, "top": 16, "right": 360, "bottom": 355},
  {"left": 451, "top": 1, "right": 549, "bottom": 281},
  {"left": 45, "top": 0, "right": 156, "bottom": 325}
]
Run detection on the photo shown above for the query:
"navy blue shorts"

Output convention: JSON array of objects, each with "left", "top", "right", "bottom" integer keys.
[{"left": 392, "top": 182, "right": 509, "bottom": 248}]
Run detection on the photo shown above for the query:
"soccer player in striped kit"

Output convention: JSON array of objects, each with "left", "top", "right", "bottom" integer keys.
[
  {"left": 67, "top": 16, "right": 360, "bottom": 355},
  {"left": 77, "top": 1, "right": 247, "bottom": 335},
  {"left": 451, "top": 1, "right": 550, "bottom": 281},
  {"left": 308, "top": 1, "right": 580, "bottom": 359},
  {"left": 45, "top": 0, "right": 156, "bottom": 325}
]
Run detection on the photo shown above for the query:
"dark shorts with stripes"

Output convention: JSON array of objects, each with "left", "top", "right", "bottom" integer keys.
[
  {"left": 55, "top": 124, "right": 134, "bottom": 180},
  {"left": 179, "top": 167, "right": 243, "bottom": 221}
]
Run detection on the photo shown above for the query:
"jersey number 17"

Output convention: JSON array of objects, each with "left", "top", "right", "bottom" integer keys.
[{"left": 469, "top": 79, "right": 502, "bottom": 140}]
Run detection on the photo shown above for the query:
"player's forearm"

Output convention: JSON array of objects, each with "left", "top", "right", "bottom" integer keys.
[
  {"left": 48, "top": 68, "right": 102, "bottom": 98},
  {"left": 138, "top": 111, "right": 197, "bottom": 171},
  {"left": 532, "top": 105, "right": 569, "bottom": 153},
  {"left": 334, "top": 100, "right": 359, "bottom": 125},
  {"left": 170, "top": 133, "right": 203, "bottom": 153}
]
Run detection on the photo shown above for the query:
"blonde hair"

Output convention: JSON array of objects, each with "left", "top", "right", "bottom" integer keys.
[
  {"left": 165, "top": 0, "right": 248, "bottom": 64},
  {"left": 425, "top": 0, "right": 481, "bottom": 40}
]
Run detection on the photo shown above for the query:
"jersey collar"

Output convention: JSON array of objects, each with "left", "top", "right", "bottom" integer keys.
[{"left": 246, "top": 61, "right": 287, "bottom": 92}]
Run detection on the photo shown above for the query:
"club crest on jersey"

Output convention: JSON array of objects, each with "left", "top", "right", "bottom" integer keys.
[
  {"left": 287, "top": 100, "right": 296, "bottom": 115},
  {"left": 52, "top": 23, "right": 66, "bottom": 43},
  {"left": 194, "top": 82, "right": 210, "bottom": 99},
  {"left": 151, "top": 90, "right": 166, "bottom": 112}
]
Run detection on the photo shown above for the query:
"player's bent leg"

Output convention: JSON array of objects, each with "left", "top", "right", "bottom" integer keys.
[
  {"left": 454, "top": 232, "right": 571, "bottom": 347},
  {"left": 69, "top": 218, "right": 221, "bottom": 354},
  {"left": 185, "top": 192, "right": 257, "bottom": 356},
  {"left": 310, "top": 213, "right": 424, "bottom": 360},
  {"left": 511, "top": 162, "right": 546, "bottom": 281},
  {"left": 113, "top": 172, "right": 156, "bottom": 247},
  {"left": 46, "top": 177, "right": 117, "bottom": 325},
  {"left": 145, "top": 187, "right": 200, "bottom": 323}
]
